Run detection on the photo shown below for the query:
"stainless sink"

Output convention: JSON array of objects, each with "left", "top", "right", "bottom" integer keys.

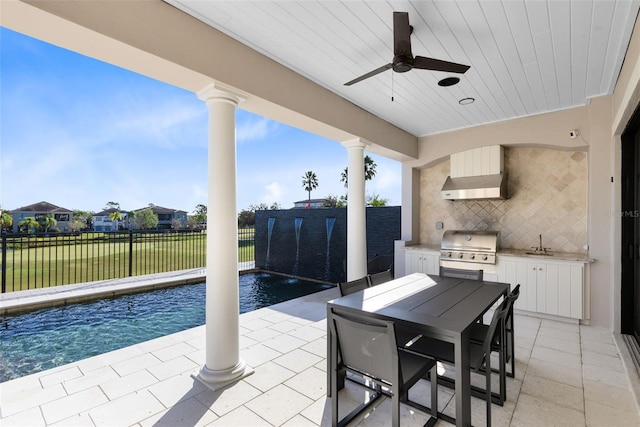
[{"left": 525, "top": 252, "right": 554, "bottom": 256}]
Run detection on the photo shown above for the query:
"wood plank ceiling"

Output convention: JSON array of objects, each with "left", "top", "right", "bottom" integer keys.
[{"left": 168, "top": 0, "right": 640, "bottom": 137}]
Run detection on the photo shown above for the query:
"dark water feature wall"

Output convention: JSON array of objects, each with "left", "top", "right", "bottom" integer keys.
[{"left": 255, "top": 207, "right": 400, "bottom": 283}]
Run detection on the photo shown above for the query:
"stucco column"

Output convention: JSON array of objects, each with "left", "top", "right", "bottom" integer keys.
[
  {"left": 196, "top": 82, "right": 253, "bottom": 390},
  {"left": 342, "top": 138, "right": 368, "bottom": 280}
]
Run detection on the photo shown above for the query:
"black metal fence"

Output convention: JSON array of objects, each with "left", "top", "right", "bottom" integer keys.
[{"left": 0, "top": 229, "right": 255, "bottom": 293}]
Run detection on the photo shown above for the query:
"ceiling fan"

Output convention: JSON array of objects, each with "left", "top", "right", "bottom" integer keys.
[{"left": 344, "top": 12, "right": 470, "bottom": 86}]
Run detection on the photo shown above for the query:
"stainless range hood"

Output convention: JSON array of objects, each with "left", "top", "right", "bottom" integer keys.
[
  {"left": 441, "top": 145, "right": 508, "bottom": 200},
  {"left": 441, "top": 172, "right": 508, "bottom": 200}
]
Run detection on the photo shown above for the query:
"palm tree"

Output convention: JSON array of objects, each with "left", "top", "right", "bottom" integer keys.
[
  {"left": 340, "top": 155, "right": 377, "bottom": 188},
  {"left": 109, "top": 211, "right": 123, "bottom": 231},
  {"left": 366, "top": 194, "right": 389, "bottom": 207},
  {"left": 19, "top": 217, "right": 40, "bottom": 234},
  {"left": 37, "top": 214, "right": 57, "bottom": 233},
  {"left": 302, "top": 171, "right": 319, "bottom": 204},
  {"left": 0, "top": 212, "right": 13, "bottom": 232}
]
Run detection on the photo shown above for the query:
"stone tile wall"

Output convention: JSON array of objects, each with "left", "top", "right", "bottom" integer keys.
[{"left": 419, "top": 147, "right": 588, "bottom": 253}]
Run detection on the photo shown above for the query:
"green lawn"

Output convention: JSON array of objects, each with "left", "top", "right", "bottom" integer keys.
[{"left": 2, "top": 230, "right": 255, "bottom": 292}]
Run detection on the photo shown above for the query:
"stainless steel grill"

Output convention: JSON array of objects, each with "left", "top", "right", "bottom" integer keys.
[{"left": 439, "top": 230, "right": 500, "bottom": 275}]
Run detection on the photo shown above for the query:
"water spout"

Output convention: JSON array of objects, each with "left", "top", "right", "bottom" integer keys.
[
  {"left": 325, "top": 218, "right": 336, "bottom": 280},
  {"left": 293, "top": 218, "right": 303, "bottom": 275},
  {"left": 265, "top": 217, "right": 276, "bottom": 270}
]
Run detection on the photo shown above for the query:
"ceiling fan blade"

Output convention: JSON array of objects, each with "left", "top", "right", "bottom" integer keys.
[
  {"left": 393, "top": 12, "right": 412, "bottom": 57},
  {"left": 344, "top": 63, "right": 393, "bottom": 86},
  {"left": 413, "top": 56, "right": 470, "bottom": 74}
]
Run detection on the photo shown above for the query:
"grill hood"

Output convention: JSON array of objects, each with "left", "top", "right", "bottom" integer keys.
[{"left": 441, "top": 173, "right": 508, "bottom": 200}]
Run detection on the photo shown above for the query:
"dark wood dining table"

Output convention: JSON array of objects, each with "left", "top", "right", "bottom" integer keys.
[{"left": 326, "top": 272, "right": 509, "bottom": 427}]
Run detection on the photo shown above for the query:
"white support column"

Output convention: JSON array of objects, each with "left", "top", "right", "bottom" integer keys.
[
  {"left": 342, "top": 138, "right": 368, "bottom": 280},
  {"left": 195, "top": 82, "right": 253, "bottom": 390}
]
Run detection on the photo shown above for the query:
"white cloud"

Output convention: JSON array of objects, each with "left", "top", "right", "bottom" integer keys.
[
  {"left": 371, "top": 164, "right": 401, "bottom": 191},
  {"left": 237, "top": 117, "right": 280, "bottom": 143},
  {"left": 109, "top": 100, "right": 205, "bottom": 148},
  {"left": 191, "top": 184, "right": 207, "bottom": 202},
  {"left": 261, "top": 181, "right": 286, "bottom": 205}
]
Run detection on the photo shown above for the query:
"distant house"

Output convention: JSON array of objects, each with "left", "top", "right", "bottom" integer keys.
[
  {"left": 128, "top": 205, "right": 188, "bottom": 230},
  {"left": 10, "top": 201, "right": 73, "bottom": 232},
  {"left": 92, "top": 208, "right": 128, "bottom": 232},
  {"left": 293, "top": 198, "right": 325, "bottom": 209}
]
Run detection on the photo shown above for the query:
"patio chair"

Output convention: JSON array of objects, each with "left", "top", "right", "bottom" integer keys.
[
  {"left": 338, "top": 277, "right": 369, "bottom": 297},
  {"left": 368, "top": 269, "right": 393, "bottom": 286},
  {"left": 404, "top": 297, "right": 511, "bottom": 426},
  {"left": 439, "top": 266, "right": 484, "bottom": 281},
  {"left": 338, "top": 274, "right": 418, "bottom": 346},
  {"left": 366, "top": 254, "right": 393, "bottom": 274},
  {"left": 470, "top": 284, "right": 521, "bottom": 380},
  {"left": 329, "top": 308, "right": 438, "bottom": 427},
  {"left": 336, "top": 275, "right": 420, "bottom": 385}
]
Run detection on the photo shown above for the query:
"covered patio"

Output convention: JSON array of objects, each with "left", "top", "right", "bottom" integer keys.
[
  {"left": 2, "top": 1, "right": 640, "bottom": 425},
  {"left": 0, "top": 273, "right": 639, "bottom": 426}
]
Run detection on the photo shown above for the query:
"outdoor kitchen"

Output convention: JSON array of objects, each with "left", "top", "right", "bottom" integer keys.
[{"left": 403, "top": 145, "right": 592, "bottom": 323}]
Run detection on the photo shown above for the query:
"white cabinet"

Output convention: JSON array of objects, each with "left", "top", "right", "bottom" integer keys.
[
  {"left": 450, "top": 145, "right": 503, "bottom": 178},
  {"left": 405, "top": 249, "right": 440, "bottom": 275},
  {"left": 537, "top": 263, "right": 584, "bottom": 319},
  {"left": 497, "top": 258, "right": 537, "bottom": 312},
  {"left": 497, "top": 256, "right": 585, "bottom": 320}
]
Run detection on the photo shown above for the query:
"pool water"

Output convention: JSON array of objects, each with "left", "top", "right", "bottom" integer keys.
[{"left": 0, "top": 272, "right": 332, "bottom": 382}]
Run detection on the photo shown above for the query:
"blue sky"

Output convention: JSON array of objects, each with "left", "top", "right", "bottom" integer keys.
[{"left": 0, "top": 27, "right": 401, "bottom": 215}]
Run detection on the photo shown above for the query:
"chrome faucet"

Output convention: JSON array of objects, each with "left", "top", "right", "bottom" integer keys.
[{"left": 532, "top": 234, "right": 550, "bottom": 253}]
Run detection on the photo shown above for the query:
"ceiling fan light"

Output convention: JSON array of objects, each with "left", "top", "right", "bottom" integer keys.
[
  {"left": 459, "top": 97, "right": 475, "bottom": 105},
  {"left": 438, "top": 77, "right": 460, "bottom": 87}
]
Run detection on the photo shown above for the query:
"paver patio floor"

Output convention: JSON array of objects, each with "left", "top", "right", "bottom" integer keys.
[{"left": 1, "top": 273, "right": 639, "bottom": 426}]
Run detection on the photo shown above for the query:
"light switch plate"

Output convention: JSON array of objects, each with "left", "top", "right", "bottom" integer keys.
[{"left": 436, "top": 221, "right": 443, "bottom": 230}]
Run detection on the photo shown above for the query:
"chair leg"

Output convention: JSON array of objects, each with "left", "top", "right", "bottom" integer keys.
[
  {"left": 430, "top": 365, "right": 438, "bottom": 418},
  {"left": 507, "top": 309, "right": 516, "bottom": 378},
  {"left": 392, "top": 384, "right": 400, "bottom": 427},
  {"left": 499, "top": 346, "right": 507, "bottom": 404},
  {"left": 508, "top": 328, "right": 515, "bottom": 378},
  {"left": 485, "top": 355, "right": 492, "bottom": 427},
  {"left": 331, "top": 368, "right": 339, "bottom": 427}
]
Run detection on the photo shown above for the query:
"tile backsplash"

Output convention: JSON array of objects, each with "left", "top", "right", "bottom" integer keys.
[{"left": 419, "top": 147, "right": 587, "bottom": 253}]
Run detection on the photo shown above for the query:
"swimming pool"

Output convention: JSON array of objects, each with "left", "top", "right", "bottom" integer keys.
[{"left": 0, "top": 272, "right": 333, "bottom": 382}]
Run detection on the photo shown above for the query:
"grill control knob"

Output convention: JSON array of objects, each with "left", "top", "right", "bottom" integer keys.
[
  {"left": 470, "top": 254, "right": 475, "bottom": 260},
  {"left": 458, "top": 253, "right": 464, "bottom": 259},
  {"left": 483, "top": 255, "right": 488, "bottom": 261},
  {"left": 446, "top": 252, "right": 452, "bottom": 258}
]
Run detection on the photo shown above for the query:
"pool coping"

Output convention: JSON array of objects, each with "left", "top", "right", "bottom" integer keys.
[
  {"left": 0, "top": 268, "right": 208, "bottom": 315},
  {"left": 0, "top": 264, "right": 338, "bottom": 316}
]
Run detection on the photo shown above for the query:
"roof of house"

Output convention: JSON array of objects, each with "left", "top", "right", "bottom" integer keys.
[
  {"left": 94, "top": 208, "right": 128, "bottom": 216},
  {"left": 130, "top": 205, "right": 187, "bottom": 214},
  {"left": 293, "top": 199, "right": 326, "bottom": 205},
  {"left": 12, "top": 201, "right": 73, "bottom": 214}
]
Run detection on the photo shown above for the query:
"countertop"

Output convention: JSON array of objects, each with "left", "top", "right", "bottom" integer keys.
[
  {"left": 497, "top": 248, "right": 594, "bottom": 263},
  {"left": 405, "top": 244, "right": 594, "bottom": 263},
  {"left": 405, "top": 244, "right": 441, "bottom": 251}
]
